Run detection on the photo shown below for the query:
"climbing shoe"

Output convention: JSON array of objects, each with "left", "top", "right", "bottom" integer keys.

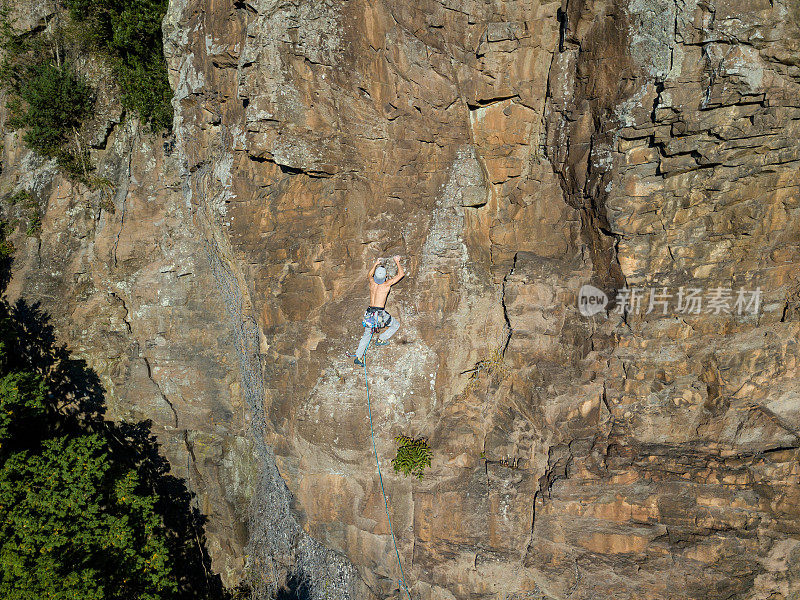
[
  {"left": 374, "top": 339, "right": 390, "bottom": 346},
  {"left": 353, "top": 357, "right": 365, "bottom": 367}
]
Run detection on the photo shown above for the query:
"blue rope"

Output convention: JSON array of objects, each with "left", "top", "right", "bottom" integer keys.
[{"left": 362, "top": 329, "right": 413, "bottom": 600}]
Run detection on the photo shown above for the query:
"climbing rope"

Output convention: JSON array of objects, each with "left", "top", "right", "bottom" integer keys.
[{"left": 362, "top": 330, "right": 413, "bottom": 600}]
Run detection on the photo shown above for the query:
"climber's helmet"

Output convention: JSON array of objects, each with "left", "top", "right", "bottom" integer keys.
[{"left": 374, "top": 266, "right": 387, "bottom": 284}]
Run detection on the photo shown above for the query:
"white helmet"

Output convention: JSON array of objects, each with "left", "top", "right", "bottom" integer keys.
[{"left": 374, "top": 266, "right": 387, "bottom": 284}]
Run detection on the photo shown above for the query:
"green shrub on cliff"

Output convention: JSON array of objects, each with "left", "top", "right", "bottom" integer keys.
[
  {"left": 0, "top": 0, "right": 171, "bottom": 181},
  {"left": 0, "top": 10, "right": 93, "bottom": 178},
  {"left": 66, "top": 0, "right": 173, "bottom": 130},
  {"left": 392, "top": 435, "right": 432, "bottom": 480},
  {"left": 0, "top": 221, "right": 12, "bottom": 291},
  {"left": 8, "top": 62, "right": 93, "bottom": 162},
  {"left": 0, "top": 221, "right": 13, "bottom": 260},
  {"left": 0, "top": 9, "right": 94, "bottom": 178}
]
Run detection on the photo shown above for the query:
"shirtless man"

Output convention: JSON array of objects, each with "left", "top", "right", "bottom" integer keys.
[{"left": 353, "top": 255, "right": 405, "bottom": 366}]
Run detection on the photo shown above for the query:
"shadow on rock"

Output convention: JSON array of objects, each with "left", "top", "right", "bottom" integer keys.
[
  {"left": 1, "top": 297, "right": 231, "bottom": 599},
  {"left": 275, "top": 573, "right": 313, "bottom": 600}
]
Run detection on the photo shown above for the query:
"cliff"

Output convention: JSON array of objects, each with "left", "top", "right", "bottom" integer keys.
[{"left": 2, "top": 0, "right": 800, "bottom": 598}]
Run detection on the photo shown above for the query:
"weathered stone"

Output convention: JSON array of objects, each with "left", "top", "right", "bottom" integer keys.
[{"left": 2, "top": 0, "right": 800, "bottom": 597}]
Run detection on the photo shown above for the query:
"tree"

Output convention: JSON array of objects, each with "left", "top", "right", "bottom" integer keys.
[
  {"left": 0, "top": 436, "right": 175, "bottom": 599},
  {"left": 0, "top": 305, "right": 176, "bottom": 598},
  {"left": 0, "top": 292, "right": 230, "bottom": 598},
  {"left": 66, "top": 0, "right": 173, "bottom": 130},
  {"left": 0, "top": 6, "right": 95, "bottom": 178}
]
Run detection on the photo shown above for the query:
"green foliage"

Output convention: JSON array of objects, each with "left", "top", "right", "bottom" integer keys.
[
  {"left": 0, "top": 371, "right": 47, "bottom": 441},
  {"left": 0, "top": 287, "right": 233, "bottom": 598},
  {"left": 0, "top": 221, "right": 13, "bottom": 290},
  {"left": 66, "top": 0, "right": 173, "bottom": 130},
  {"left": 0, "top": 225, "right": 13, "bottom": 260},
  {"left": 0, "top": 0, "right": 172, "bottom": 181},
  {"left": 0, "top": 436, "right": 176, "bottom": 599},
  {"left": 25, "top": 212, "right": 41, "bottom": 236},
  {"left": 0, "top": 307, "right": 176, "bottom": 598},
  {"left": 10, "top": 62, "right": 93, "bottom": 159},
  {"left": 391, "top": 435, "right": 432, "bottom": 480},
  {"left": 5, "top": 190, "right": 30, "bottom": 206},
  {"left": 0, "top": 7, "right": 94, "bottom": 179}
]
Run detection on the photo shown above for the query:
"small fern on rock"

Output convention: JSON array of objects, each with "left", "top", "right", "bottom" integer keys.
[{"left": 391, "top": 435, "right": 432, "bottom": 480}]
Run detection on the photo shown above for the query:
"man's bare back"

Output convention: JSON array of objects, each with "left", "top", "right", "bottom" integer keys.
[
  {"left": 368, "top": 256, "right": 405, "bottom": 307},
  {"left": 369, "top": 280, "right": 392, "bottom": 308}
]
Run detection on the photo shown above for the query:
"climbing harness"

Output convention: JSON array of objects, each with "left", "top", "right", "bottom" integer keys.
[
  {"left": 362, "top": 306, "right": 392, "bottom": 330},
  {"left": 361, "top": 330, "right": 413, "bottom": 600}
]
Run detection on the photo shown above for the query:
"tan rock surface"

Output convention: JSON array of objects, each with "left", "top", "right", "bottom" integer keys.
[{"left": 2, "top": 0, "right": 799, "bottom": 597}]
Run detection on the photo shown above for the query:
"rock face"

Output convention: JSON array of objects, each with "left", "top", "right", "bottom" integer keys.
[{"left": 3, "top": 0, "right": 800, "bottom": 597}]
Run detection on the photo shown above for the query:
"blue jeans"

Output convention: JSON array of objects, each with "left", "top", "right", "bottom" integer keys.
[{"left": 356, "top": 316, "right": 400, "bottom": 359}]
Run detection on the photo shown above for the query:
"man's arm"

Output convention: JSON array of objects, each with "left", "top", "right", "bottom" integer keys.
[
  {"left": 368, "top": 259, "right": 381, "bottom": 279},
  {"left": 386, "top": 255, "right": 405, "bottom": 286}
]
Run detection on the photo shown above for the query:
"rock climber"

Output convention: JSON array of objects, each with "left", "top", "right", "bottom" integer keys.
[{"left": 353, "top": 256, "right": 405, "bottom": 366}]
